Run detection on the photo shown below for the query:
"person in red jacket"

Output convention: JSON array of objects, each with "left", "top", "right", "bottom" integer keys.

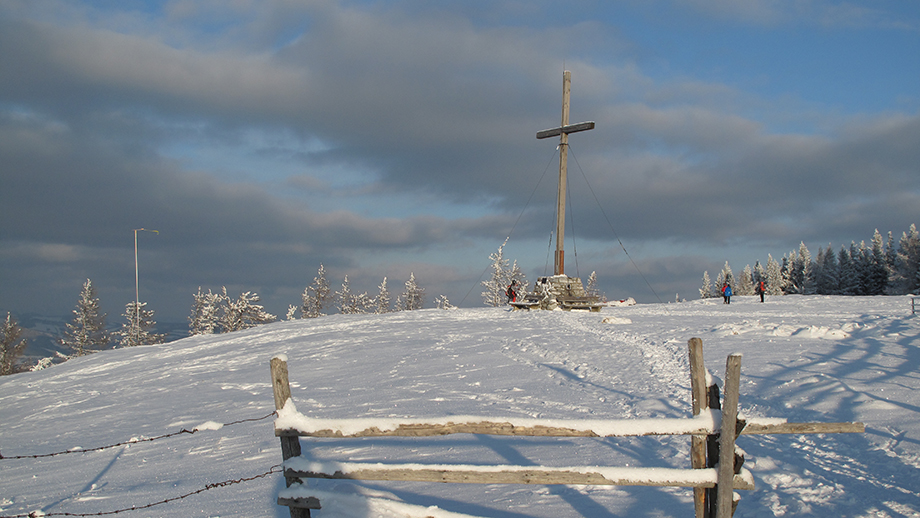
[
  {"left": 506, "top": 281, "right": 518, "bottom": 303},
  {"left": 755, "top": 280, "right": 766, "bottom": 303}
]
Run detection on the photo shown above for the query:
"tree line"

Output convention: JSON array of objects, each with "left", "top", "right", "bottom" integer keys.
[
  {"left": 701, "top": 224, "right": 920, "bottom": 298},
  {"left": 1, "top": 267, "right": 444, "bottom": 374}
]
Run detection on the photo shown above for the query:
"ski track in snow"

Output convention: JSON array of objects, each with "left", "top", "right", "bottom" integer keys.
[{"left": 1, "top": 296, "right": 918, "bottom": 517}]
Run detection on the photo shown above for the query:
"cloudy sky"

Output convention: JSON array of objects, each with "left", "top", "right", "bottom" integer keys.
[{"left": 2, "top": 0, "right": 918, "bottom": 323}]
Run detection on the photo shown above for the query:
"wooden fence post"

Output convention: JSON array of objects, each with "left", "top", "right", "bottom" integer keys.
[
  {"left": 688, "top": 338, "right": 708, "bottom": 518},
  {"left": 271, "top": 356, "right": 311, "bottom": 518},
  {"left": 716, "top": 354, "right": 742, "bottom": 518},
  {"left": 705, "top": 375, "right": 721, "bottom": 517}
]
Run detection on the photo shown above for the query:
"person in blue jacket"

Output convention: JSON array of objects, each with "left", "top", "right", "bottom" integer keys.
[{"left": 722, "top": 283, "right": 732, "bottom": 304}]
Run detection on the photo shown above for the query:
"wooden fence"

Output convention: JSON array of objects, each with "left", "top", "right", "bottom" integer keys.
[{"left": 270, "top": 338, "right": 863, "bottom": 518}]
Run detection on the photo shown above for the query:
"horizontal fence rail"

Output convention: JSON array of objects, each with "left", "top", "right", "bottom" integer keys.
[
  {"left": 282, "top": 459, "right": 756, "bottom": 489},
  {"left": 274, "top": 412, "right": 862, "bottom": 439}
]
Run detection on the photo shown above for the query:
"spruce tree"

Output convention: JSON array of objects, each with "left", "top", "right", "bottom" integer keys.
[
  {"left": 868, "top": 230, "right": 889, "bottom": 295},
  {"left": 586, "top": 271, "right": 600, "bottom": 299},
  {"left": 896, "top": 224, "right": 920, "bottom": 294},
  {"left": 766, "top": 255, "right": 783, "bottom": 295},
  {"left": 189, "top": 287, "right": 223, "bottom": 335},
  {"left": 819, "top": 244, "right": 839, "bottom": 295},
  {"left": 715, "top": 261, "right": 734, "bottom": 293},
  {"left": 375, "top": 277, "right": 391, "bottom": 314},
  {"left": 336, "top": 276, "right": 372, "bottom": 314},
  {"left": 61, "top": 279, "right": 110, "bottom": 357},
  {"left": 699, "top": 271, "right": 713, "bottom": 299},
  {"left": 301, "top": 265, "right": 331, "bottom": 318},
  {"left": 753, "top": 261, "right": 766, "bottom": 287},
  {"left": 335, "top": 275, "right": 354, "bottom": 314},
  {"left": 1, "top": 312, "right": 28, "bottom": 375},
  {"left": 482, "top": 244, "right": 511, "bottom": 306},
  {"left": 738, "top": 265, "right": 754, "bottom": 296},
  {"left": 116, "top": 301, "right": 166, "bottom": 347},
  {"left": 838, "top": 245, "right": 859, "bottom": 295},
  {"left": 854, "top": 241, "right": 871, "bottom": 295},
  {"left": 219, "top": 287, "right": 276, "bottom": 332},
  {"left": 401, "top": 273, "right": 425, "bottom": 310},
  {"left": 886, "top": 231, "right": 898, "bottom": 292}
]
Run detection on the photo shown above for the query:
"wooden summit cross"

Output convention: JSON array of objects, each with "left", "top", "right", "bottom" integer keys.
[{"left": 537, "top": 70, "right": 595, "bottom": 276}]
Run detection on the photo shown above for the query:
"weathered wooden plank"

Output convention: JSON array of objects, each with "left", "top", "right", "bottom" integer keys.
[
  {"left": 277, "top": 497, "right": 321, "bottom": 510},
  {"left": 741, "top": 421, "right": 865, "bottom": 435},
  {"left": 271, "top": 357, "right": 311, "bottom": 518},
  {"left": 277, "top": 417, "right": 865, "bottom": 439},
  {"left": 276, "top": 418, "right": 715, "bottom": 438},
  {"left": 284, "top": 465, "right": 755, "bottom": 490},
  {"left": 688, "top": 338, "right": 708, "bottom": 518},
  {"left": 717, "top": 354, "right": 743, "bottom": 518}
]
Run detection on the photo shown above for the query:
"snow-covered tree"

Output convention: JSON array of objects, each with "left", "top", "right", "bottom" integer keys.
[
  {"left": 1, "top": 312, "right": 28, "bottom": 375},
  {"left": 285, "top": 305, "right": 298, "bottom": 320},
  {"left": 799, "top": 242, "right": 816, "bottom": 294},
  {"left": 219, "top": 287, "right": 276, "bottom": 332},
  {"left": 30, "top": 352, "right": 71, "bottom": 372},
  {"left": 375, "top": 277, "right": 391, "bottom": 314},
  {"left": 336, "top": 276, "right": 373, "bottom": 314},
  {"left": 753, "top": 261, "right": 766, "bottom": 285},
  {"left": 434, "top": 295, "right": 453, "bottom": 309},
  {"left": 783, "top": 243, "right": 814, "bottom": 294},
  {"left": 715, "top": 261, "right": 734, "bottom": 293},
  {"left": 61, "top": 279, "right": 110, "bottom": 357},
  {"left": 335, "top": 275, "right": 353, "bottom": 314},
  {"left": 866, "top": 229, "right": 890, "bottom": 295},
  {"left": 817, "top": 244, "right": 839, "bottom": 295},
  {"left": 189, "top": 287, "right": 223, "bottom": 335},
  {"left": 838, "top": 244, "right": 859, "bottom": 295},
  {"left": 766, "top": 255, "right": 783, "bottom": 295},
  {"left": 586, "top": 271, "right": 602, "bottom": 300},
  {"left": 738, "top": 265, "right": 754, "bottom": 296},
  {"left": 853, "top": 241, "right": 871, "bottom": 295},
  {"left": 482, "top": 244, "right": 511, "bottom": 306},
  {"left": 301, "top": 265, "right": 331, "bottom": 318},
  {"left": 915, "top": 261, "right": 920, "bottom": 294},
  {"left": 116, "top": 301, "right": 167, "bottom": 347},
  {"left": 885, "top": 231, "right": 898, "bottom": 292},
  {"left": 399, "top": 273, "right": 425, "bottom": 311},
  {"left": 894, "top": 224, "right": 920, "bottom": 294},
  {"left": 699, "top": 271, "right": 713, "bottom": 299}
]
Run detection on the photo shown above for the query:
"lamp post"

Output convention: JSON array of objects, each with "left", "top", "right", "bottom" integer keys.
[{"left": 134, "top": 228, "right": 159, "bottom": 339}]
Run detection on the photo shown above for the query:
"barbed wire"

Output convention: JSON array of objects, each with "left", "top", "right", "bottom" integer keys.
[
  {"left": 0, "top": 465, "right": 283, "bottom": 518},
  {"left": 0, "top": 412, "right": 277, "bottom": 460}
]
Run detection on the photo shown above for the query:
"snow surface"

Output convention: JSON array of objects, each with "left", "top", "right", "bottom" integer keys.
[{"left": 1, "top": 295, "right": 918, "bottom": 517}]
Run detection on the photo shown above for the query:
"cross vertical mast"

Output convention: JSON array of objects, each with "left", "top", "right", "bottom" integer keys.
[
  {"left": 536, "top": 71, "right": 595, "bottom": 277},
  {"left": 555, "top": 71, "right": 571, "bottom": 276}
]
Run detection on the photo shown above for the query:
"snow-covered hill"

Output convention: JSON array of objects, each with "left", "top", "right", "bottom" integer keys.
[{"left": 2, "top": 296, "right": 918, "bottom": 517}]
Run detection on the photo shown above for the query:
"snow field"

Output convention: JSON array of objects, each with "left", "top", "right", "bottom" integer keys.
[{"left": 0, "top": 295, "right": 918, "bottom": 517}]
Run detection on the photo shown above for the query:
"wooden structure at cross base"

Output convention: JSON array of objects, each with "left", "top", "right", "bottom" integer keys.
[
  {"left": 511, "top": 274, "right": 603, "bottom": 312},
  {"left": 511, "top": 70, "right": 602, "bottom": 312}
]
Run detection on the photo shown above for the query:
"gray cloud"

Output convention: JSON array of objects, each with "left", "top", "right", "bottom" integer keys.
[{"left": 1, "top": 0, "right": 917, "bottom": 321}]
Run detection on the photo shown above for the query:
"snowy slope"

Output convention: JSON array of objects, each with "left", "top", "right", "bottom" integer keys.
[{"left": 1, "top": 296, "right": 918, "bottom": 517}]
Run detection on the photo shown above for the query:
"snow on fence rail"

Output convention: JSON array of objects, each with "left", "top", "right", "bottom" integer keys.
[{"left": 269, "top": 338, "right": 864, "bottom": 518}]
